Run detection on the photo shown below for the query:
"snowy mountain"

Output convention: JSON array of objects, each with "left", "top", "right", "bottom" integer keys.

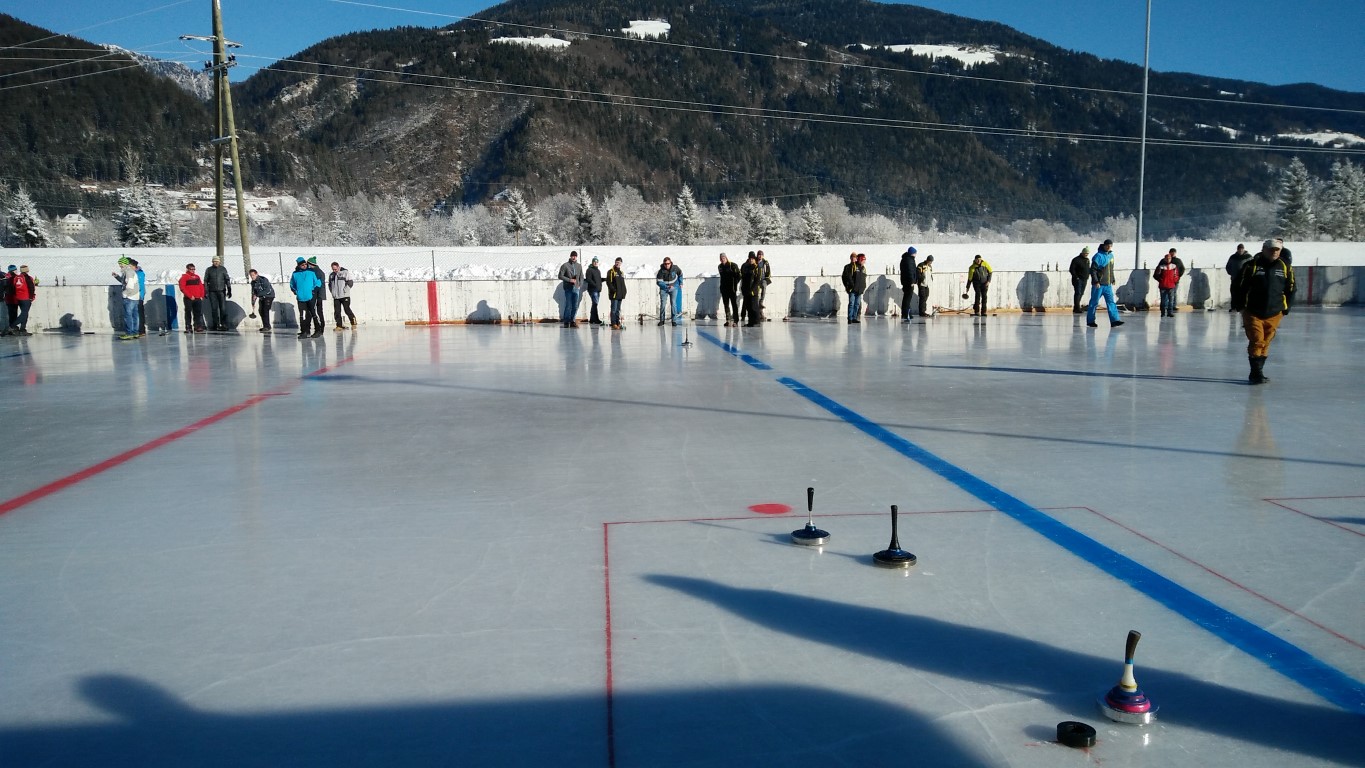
[{"left": 100, "top": 45, "right": 213, "bottom": 101}]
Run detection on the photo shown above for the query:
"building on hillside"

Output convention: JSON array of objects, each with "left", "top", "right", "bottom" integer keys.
[{"left": 55, "top": 213, "right": 90, "bottom": 235}]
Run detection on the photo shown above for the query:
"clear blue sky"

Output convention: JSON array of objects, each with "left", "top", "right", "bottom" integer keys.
[{"left": 3, "top": 0, "right": 1362, "bottom": 92}]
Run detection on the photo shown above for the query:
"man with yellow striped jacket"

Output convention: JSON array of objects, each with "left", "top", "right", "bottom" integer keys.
[{"left": 1231, "top": 239, "right": 1296, "bottom": 385}]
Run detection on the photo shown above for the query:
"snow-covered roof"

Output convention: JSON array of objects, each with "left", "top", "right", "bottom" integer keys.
[
  {"left": 622, "top": 20, "right": 670, "bottom": 40},
  {"left": 862, "top": 43, "right": 1008, "bottom": 67}
]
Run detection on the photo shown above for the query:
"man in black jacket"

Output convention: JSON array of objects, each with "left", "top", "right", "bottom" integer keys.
[
  {"left": 717, "top": 253, "right": 741, "bottom": 326},
  {"left": 740, "top": 253, "right": 762, "bottom": 327},
  {"left": 1069, "top": 247, "right": 1092, "bottom": 313},
  {"left": 203, "top": 256, "right": 232, "bottom": 331},
  {"left": 898, "top": 246, "right": 918, "bottom": 322},
  {"left": 584, "top": 256, "right": 604, "bottom": 325},
  {"left": 605, "top": 257, "right": 627, "bottom": 329},
  {"left": 1231, "top": 239, "right": 1296, "bottom": 384},
  {"left": 249, "top": 269, "right": 275, "bottom": 333},
  {"left": 841, "top": 252, "right": 867, "bottom": 324}
]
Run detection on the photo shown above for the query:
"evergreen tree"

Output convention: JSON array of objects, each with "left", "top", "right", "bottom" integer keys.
[
  {"left": 114, "top": 184, "right": 170, "bottom": 247},
  {"left": 712, "top": 200, "right": 741, "bottom": 243},
  {"left": 1276, "top": 158, "right": 1317, "bottom": 239},
  {"left": 758, "top": 201, "right": 786, "bottom": 245},
  {"left": 5, "top": 186, "right": 52, "bottom": 247},
  {"left": 739, "top": 197, "right": 764, "bottom": 244},
  {"left": 798, "top": 201, "right": 826, "bottom": 244},
  {"left": 669, "top": 184, "right": 703, "bottom": 245},
  {"left": 503, "top": 188, "right": 534, "bottom": 244},
  {"left": 395, "top": 196, "right": 420, "bottom": 245},
  {"left": 574, "top": 187, "right": 595, "bottom": 245},
  {"left": 1320, "top": 160, "right": 1365, "bottom": 241},
  {"left": 329, "top": 205, "right": 349, "bottom": 246}
]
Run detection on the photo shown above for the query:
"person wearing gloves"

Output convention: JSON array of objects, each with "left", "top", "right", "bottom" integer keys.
[
  {"left": 584, "top": 256, "right": 604, "bottom": 325},
  {"left": 1086, "top": 240, "right": 1124, "bottom": 328},
  {"left": 328, "top": 262, "right": 357, "bottom": 330},
  {"left": 655, "top": 257, "right": 680, "bottom": 326},
  {"left": 203, "top": 256, "right": 232, "bottom": 331},
  {"left": 250, "top": 269, "right": 275, "bottom": 334},
  {"left": 605, "top": 257, "right": 628, "bottom": 330},
  {"left": 717, "top": 253, "right": 741, "bottom": 327},
  {"left": 967, "top": 255, "right": 993, "bottom": 316},
  {"left": 558, "top": 251, "right": 583, "bottom": 327},
  {"left": 1069, "top": 247, "right": 1092, "bottom": 314},
  {"left": 1231, "top": 239, "right": 1295, "bottom": 384}
]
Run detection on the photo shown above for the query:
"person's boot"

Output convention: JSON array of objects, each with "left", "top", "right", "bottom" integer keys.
[
  {"left": 1257, "top": 356, "right": 1270, "bottom": 383},
  {"left": 1248, "top": 356, "right": 1265, "bottom": 384}
]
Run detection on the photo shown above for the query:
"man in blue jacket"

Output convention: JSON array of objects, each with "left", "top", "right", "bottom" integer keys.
[
  {"left": 289, "top": 257, "right": 323, "bottom": 338},
  {"left": 1086, "top": 240, "right": 1124, "bottom": 328}
]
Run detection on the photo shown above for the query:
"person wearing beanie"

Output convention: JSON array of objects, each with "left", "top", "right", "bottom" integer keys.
[
  {"left": 1069, "top": 247, "right": 1092, "bottom": 313},
  {"left": 328, "top": 261, "right": 356, "bottom": 330},
  {"left": 290, "top": 257, "right": 323, "bottom": 337},
  {"left": 1231, "top": 239, "right": 1295, "bottom": 384},
  {"left": 178, "top": 264, "right": 207, "bottom": 332},
  {"left": 754, "top": 250, "right": 770, "bottom": 320},
  {"left": 115, "top": 257, "right": 141, "bottom": 340},
  {"left": 898, "top": 246, "right": 919, "bottom": 322},
  {"left": 306, "top": 257, "right": 327, "bottom": 332},
  {"left": 249, "top": 268, "right": 275, "bottom": 333},
  {"left": 967, "top": 255, "right": 993, "bottom": 316},
  {"left": 203, "top": 256, "right": 232, "bottom": 331},
  {"left": 1086, "top": 241, "right": 1124, "bottom": 328},
  {"left": 841, "top": 252, "right": 867, "bottom": 324},
  {"left": 583, "top": 256, "right": 604, "bottom": 325},
  {"left": 916, "top": 254, "right": 935, "bottom": 317},
  {"left": 740, "top": 252, "right": 763, "bottom": 327},
  {"left": 606, "top": 257, "right": 629, "bottom": 330},
  {"left": 3, "top": 264, "right": 37, "bottom": 336}
]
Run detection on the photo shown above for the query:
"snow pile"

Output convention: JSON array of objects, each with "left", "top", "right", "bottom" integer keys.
[
  {"left": 1275, "top": 131, "right": 1365, "bottom": 147},
  {"left": 622, "top": 20, "right": 670, "bottom": 39},
  {"left": 490, "top": 36, "right": 571, "bottom": 49}
]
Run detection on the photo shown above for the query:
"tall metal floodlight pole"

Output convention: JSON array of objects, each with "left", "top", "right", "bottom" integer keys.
[
  {"left": 182, "top": 0, "right": 253, "bottom": 281},
  {"left": 1135, "top": 0, "right": 1152, "bottom": 270}
]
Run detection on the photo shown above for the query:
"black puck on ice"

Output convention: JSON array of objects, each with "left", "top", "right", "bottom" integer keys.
[{"left": 1056, "top": 721, "right": 1096, "bottom": 748}]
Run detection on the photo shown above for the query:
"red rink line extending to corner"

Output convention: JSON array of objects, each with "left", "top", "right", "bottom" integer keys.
[
  {"left": 0, "top": 354, "right": 360, "bottom": 518},
  {"left": 1265, "top": 496, "right": 1365, "bottom": 538}
]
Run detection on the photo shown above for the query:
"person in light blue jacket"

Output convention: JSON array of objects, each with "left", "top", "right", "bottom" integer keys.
[
  {"left": 289, "top": 257, "right": 323, "bottom": 338},
  {"left": 1086, "top": 239, "right": 1125, "bottom": 328},
  {"left": 655, "top": 257, "right": 680, "bottom": 326}
]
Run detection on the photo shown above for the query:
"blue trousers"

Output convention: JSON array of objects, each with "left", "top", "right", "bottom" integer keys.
[
  {"left": 610, "top": 298, "right": 622, "bottom": 326},
  {"left": 122, "top": 298, "right": 140, "bottom": 335},
  {"left": 847, "top": 292, "right": 862, "bottom": 321},
  {"left": 659, "top": 290, "right": 673, "bottom": 322},
  {"left": 1159, "top": 287, "right": 1176, "bottom": 314},
  {"left": 1087, "top": 284, "right": 1121, "bottom": 324},
  {"left": 561, "top": 287, "right": 581, "bottom": 324}
]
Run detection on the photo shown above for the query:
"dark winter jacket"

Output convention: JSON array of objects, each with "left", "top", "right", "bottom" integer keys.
[
  {"left": 204, "top": 264, "right": 231, "bottom": 295},
  {"left": 967, "top": 260, "right": 993, "bottom": 287},
  {"left": 756, "top": 256, "right": 771, "bottom": 285},
  {"left": 1225, "top": 250, "right": 1253, "bottom": 277},
  {"left": 307, "top": 263, "right": 326, "bottom": 294},
  {"left": 1232, "top": 255, "right": 1295, "bottom": 319},
  {"left": 741, "top": 260, "right": 760, "bottom": 296},
  {"left": 558, "top": 259, "right": 583, "bottom": 287},
  {"left": 718, "top": 260, "right": 741, "bottom": 295},
  {"left": 4, "top": 272, "right": 36, "bottom": 304},
  {"left": 250, "top": 275, "right": 275, "bottom": 300},
  {"left": 1153, "top": 257, "right": 1184, "bottom": 290},
  {"left": 899, "top": 252, "right": 918, "bottom": 287},
  {"left": 605, "top": 266, "right": 627, "bottom": 300},
  {"left": 584, "top": 264, "right": 603, "bottom": 293},
  {"left": 655, "top": 264, "right": 681, "bottom": 292},
  {"left": 841, "top": 262, "right": 867, "bottom": 294},
  {"left": 1069, "top": 254, "right": 1091, "bottom": 281}
]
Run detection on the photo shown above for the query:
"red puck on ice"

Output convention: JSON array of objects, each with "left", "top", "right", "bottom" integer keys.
[{"left": 1056, "top": 721, "right": 1096, "bottom": 748}]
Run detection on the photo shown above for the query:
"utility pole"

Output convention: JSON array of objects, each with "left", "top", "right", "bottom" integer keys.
[
  {"left": 1135, "top": 0, "right": 1152, "bottom": 271},
  {"left": 182, "top": 0, "right": 252, "bottom": 281}
]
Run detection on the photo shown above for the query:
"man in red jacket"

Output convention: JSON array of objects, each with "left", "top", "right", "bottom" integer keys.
[
  {"left": 1152, "top": 248, "right": 1185, "bottom": 317},
  {"left": 178, "top": 264, "right": 208, "bottom": 333},
  {"left": 3, "top": 264, "right": 37, "bottom": 336}
]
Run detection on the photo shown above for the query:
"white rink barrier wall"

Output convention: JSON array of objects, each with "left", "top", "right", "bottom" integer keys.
[{"left": 10, "top": 267, "right": 1361, "bottom": 333}]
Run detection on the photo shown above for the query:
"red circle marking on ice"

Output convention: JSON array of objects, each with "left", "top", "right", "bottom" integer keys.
[{"left": 748, "top": 503, "right": 793, "bottom": 515}]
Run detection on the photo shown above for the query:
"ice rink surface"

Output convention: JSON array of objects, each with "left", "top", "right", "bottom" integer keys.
[{"left": 2, "top": 307, "right": 1362, "bottom": 767}]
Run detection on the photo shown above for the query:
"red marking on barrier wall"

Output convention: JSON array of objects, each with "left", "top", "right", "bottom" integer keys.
[{"left": 427, "top": 280, "right": 439, "bottom": 324}]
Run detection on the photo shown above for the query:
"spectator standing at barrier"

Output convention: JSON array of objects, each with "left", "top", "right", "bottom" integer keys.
[
  {"left": 306, "top": 257, "right": 327, "bottom": 331},
  {"left": 115, "top": 257, "right": 140, "bottom": 340},
  {"left": 1232, "top": 239, "right": 1295, "bottom": 385},
  {"left": 967, "top": 255, "right": 993, "bottom": 316},
  {"left": 841, "top": 252, "right": 867, "bottom": 325},
  {"left": 1086, "top": 240, "right": 1124, "bottom": 328},
  {"left": 328, "top": 262, "right": 356, "bottom": 330},
  {"left": 655, "top": 257, "right": 679, "bottom": 326},
  {"left": 1225, "top": 244, "right": 1254, "bottom": 312},
  {"left": 132, "top": 259, "right": 146, "bottom": 335},
  {"left": 3, "top": 264, "right": 37, "bottom": 336},
  {"left": 178, "top": 264, "right": 207, "bottom": 333},
  {"left": 605, "top": 257, "right": 627, "bottom": 330},
  {"left": 584, "top": 257, "right": 604, "bottom": 325},
  {"left": 1069, "top": 247, "right": 1091, "bottom": 314},
  {"left": 741, "top": 253, "right": 762, "bottom": 327},
  {"left": 755, "top": 250, "right": 771, "bottom": 319},
  {"left": 250, "top": 269, "right": 275, "bottom": 334},
  {"left": 204, "top": 256, "right": 232, "bottom": 331},
  {"left": 898, "top": 246, "right": 918, "bottom": 322},
  {"left": 558, "top": 251, "right": 583, "bottom": 327},
  {"left": 290, "top": 257, "right": 323, "bottom": 338},
  {"left": 739, "top": 251, "right": 756, "bottom": 324},
  {"left": 718, "top": 253, "right": 741, "bottom": 327},
  {"left": 917, "top": 255, "right": 935, "bottom": 317},
  {"left": 1153, "top": 248, "right": 1186, "bottom": 317}
]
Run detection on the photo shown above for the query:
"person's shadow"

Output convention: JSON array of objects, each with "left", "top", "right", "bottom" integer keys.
[
  {"left": 1116, "top": 269, "right": 1150, "bottom": 311},
  {"left": 1016, "top": 271, "right": 1050, "bottom": 311},
  {"left": 695, "top": 277, "right": 720, "bottom": 320},
  {"left": 1187, "top": 269, "right": 1211, "bottom": 310},
  {"left": 788, "top": 277, "right": 813, "bottom": 317},
  {"left": 466, "top": 300, "right": 502, "bottom": 324}
]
